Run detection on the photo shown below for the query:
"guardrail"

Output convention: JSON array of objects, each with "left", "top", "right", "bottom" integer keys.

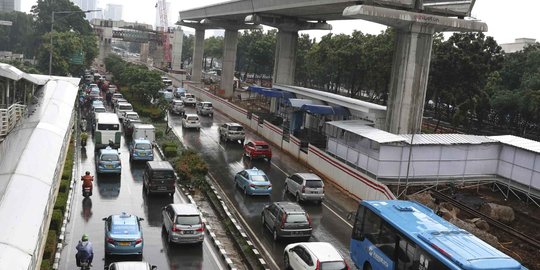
[{"left": 0, "top": 103, "right": 26, "bottom": 137}]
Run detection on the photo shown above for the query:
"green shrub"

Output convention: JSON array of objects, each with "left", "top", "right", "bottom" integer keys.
[
  {"left": 155, "top": 130, "right": 164, "bottom": 139},
  {"left": 62, "top": 163, "right": 72, "bottom": 180},
  {"left": 50, "top": 210, "right": 63, "bottom": 233},
  {"left": 164, "top": 146, "right": 177, "bottom": 158},
  {"left": 54, "top": 193, "right": 68, "bottom": 214},
  {"left": 59, "top": 180, "right": 70, "bottom": 193},
  {"left": 42, "top": 230, "right": 57, "bottom": 262},
  {"left": 41, "top": 259, "right": 51, "bottom": 270},
  {"left": 175, "top": 149, "right": 208, "bottom": 181},
  {"left": 162, "top": 141, "right": 177, "bottom": 149}
]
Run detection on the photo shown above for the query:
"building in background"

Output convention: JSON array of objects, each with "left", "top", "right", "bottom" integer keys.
[
  {"left": 104, "top": 4, "right": 123, "bottom": 21},
  {"left": 0, "top": 0, "right": 20, "bottom": 11},
  {"left": 500, "top": 38, "right": 537, "bottom": 53},
  {"left": 72, "top": 0, "right": 98, "bottom": 21}
]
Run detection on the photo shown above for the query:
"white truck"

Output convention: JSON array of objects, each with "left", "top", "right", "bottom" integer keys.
[{"left": 132, "top": 124, "right": 155, "bottom": 143}]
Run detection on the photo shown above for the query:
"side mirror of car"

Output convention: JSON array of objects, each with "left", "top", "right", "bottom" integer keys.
[
  {"left": 151, "top": 266, "right": 158, "bottom": 270},
  {"left": 104, "top": 266, "right": 109, "bottom": 270},
  {"left": 138, "top": 217, "right": 145, "bottom": 221},
  {"left": 102, "top": 217, "right": 107, "bottom": 221}
]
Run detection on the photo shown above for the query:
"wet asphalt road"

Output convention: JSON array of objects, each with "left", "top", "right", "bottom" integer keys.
[
  {"left": 171, "top": 106, "right": 357, "bottom": 269},
  {"left": 58, "top": 111, "right": 226, "bottom": 269}
]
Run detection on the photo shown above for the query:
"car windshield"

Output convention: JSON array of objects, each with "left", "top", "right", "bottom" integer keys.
[
  {"left": 250, "top": 175, "right": 269, "bottom": 182},
  {"left": 153, "top": 171, "right": 175, "bottom": 179},
  {"left": 185, "top": 94, "right": 194, "bottom": 98},
  {"left": 286, "top": 213, "right": 308, "bottom": 223},
  {"left": 111, "top": 224, "right": 139, "bottom": 234},
  {"left": 127, "top": 114, "right": 139, "bottom": 120},
  {"left": 255, "top": 145, "right": 269, "bottom": 150},
  {"left": 94, "top": 108, "right": 106, "bottom": 112},
  {"left": 101, "top": 154, "right": 119, "bottom": 161},
  {"left": 229, "top": 126, "right": 243, "bottom": 131},
  {"left": 203, "top": 103, "right": 212, "bottom": 107},
  {"left": 305, "top": 180, "right": 323, "bottom": 188},
  {"left": 175, "top": 215, "right": 201, "bottom": 225},
  {"left": 135, "top": 143, "right": 151, "bottom": 150},
  {"left": 187, "top": 116, "right": 198, "bottom": 121},
  {"left": 320, "top": 261, "right": 347, "bottom": 270}
]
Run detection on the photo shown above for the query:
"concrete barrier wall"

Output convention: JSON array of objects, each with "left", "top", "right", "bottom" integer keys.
[{"left": 186, "top": 85, "right": 395, "bottom": 200}]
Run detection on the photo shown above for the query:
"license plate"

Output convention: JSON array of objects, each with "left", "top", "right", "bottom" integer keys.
[
  {"left": 106, "top": 164, "right": 113, "bottom": 168},
  {"left": 183, "top": 230, "right": 194, "bottom": 234},
  {"left": 311, "top": 191, "right": 318, "bottom": 194},
  {"left": 258, "top": 186, "right": 268, "bottom": 189},
  {"left": 119, "top": 242, "right": 130, "bottom": 246},
  {"left": 139, "top": 152, "right": 146, "bottom": 156}
]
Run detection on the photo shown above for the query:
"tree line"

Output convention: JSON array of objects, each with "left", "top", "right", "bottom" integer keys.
[
  {"left": 182, "top": 29, "right": 540, "bottom": 138},
  {"left": 0, "top": 0, "right": 97, "bottom": 75}
]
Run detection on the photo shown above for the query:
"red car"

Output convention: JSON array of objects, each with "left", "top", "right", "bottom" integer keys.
[{"left": 244, "top": 140, "right": 272, "bottom": 161}]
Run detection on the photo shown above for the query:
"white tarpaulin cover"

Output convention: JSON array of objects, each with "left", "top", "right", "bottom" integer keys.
[
  {"left": 0, "top": 63, "right": 49, "bottom": 85},
  {"left": 0, "top": 78, "right": 78, "bottom": 269}
]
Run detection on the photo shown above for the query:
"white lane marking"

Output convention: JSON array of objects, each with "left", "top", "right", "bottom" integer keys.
[
  {"left": 208, "top": 172, "right": 280, "bottom": 270},
  {"left": 173, "top": 186, "right": 225, "bottom": 270},
  {"left": 270, "top": 161, "right": 288, "bottom": 176},
  {"left": 322, "top": 202, "right": 353, "bottom": 228}
]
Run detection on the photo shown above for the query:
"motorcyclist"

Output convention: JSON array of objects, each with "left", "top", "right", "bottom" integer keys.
[
  {"left": 75, "top": 234, "right": 94, "bottom": 267},
  {"left": 81, "top": 171, "right": 93, "bottom": 191}
]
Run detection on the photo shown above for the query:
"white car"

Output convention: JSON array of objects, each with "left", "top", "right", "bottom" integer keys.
[
  {"left": 284, "top": 242, "right": 349, "bottom": 270},
  {"left": 181, "top": 114, "right": 200, "bottom": 130},
  {"left": 116, "top": 102, "right": 133, "bottom": 121},
  {"left": 123, "top": 111, "right": 140, "bottom": 125},
  {"left": 182, "top": 93, "right": 196, "bottom": 106}
]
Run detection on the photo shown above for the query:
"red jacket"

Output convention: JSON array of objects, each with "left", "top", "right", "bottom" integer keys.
[{"left": 81, "top": 175, "right": 93, "bottom": 188}]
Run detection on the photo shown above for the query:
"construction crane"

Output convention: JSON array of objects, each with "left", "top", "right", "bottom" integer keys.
[{"left": 156, "top": 0, "right": 171, "bottom": 70}]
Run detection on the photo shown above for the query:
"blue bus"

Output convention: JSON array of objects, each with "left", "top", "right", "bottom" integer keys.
[{"left": 350, "top": 200, "right": 527, "bottom": 270}]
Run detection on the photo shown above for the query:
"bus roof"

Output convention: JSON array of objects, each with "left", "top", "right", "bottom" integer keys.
[
  {"left": 95, "top": 112, "right": 120, "bottom": 124},
  {"left": 363, "top": 200, "right": 524, "bottom": 270}
]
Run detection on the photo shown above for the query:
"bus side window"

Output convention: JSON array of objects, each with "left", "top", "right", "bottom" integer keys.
[
  {"left": 376, "top": 221, "right": 397, "bottom": 259},
  {"left": 363, "top": 208, "right": 382, "bottom": 244},
  {"left": 352, "top": 205, "right": 365, "bottom": 240},
  {"left": 413, "top": 247, "right": 451, "bottom": 270},
  {"left": 396, "top": 235, "right": 416, "bottom": 270}
]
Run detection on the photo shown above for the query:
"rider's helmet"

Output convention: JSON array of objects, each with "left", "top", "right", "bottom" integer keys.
[
  {"left": 81, "top": 234, "right": 89, "bottom": 241},
  {"left": 85, "top": 171, "right": 91, "bottom": 176}
]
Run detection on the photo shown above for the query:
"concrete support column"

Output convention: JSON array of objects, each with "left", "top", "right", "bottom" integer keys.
[
  {"left": 273, "top": 30, "right": 298, "bottom": 85},
  {"left": 140, "top": 43, "right": 149, "bottom": 63},
  {"left": 192, "top": 29, "right": 205, "bottom": 83},
  {"left": 220, "top": 29, "right": 238, "bottom": 98},
  {"left": 385, "top": 24, "right": 435, "bottom": 134},
  {"left": 171, "top": 28, "right": 184, "bottom": 71}
]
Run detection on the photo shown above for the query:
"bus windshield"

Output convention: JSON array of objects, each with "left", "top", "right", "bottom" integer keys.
[{"left": 97, "top": 124, "right": 119, "bottom": 130}]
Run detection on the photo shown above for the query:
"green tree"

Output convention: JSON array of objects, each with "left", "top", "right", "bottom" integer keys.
[
  {"left": 0, "top": 12, "right": 36, "bottom": 58},
  {"left": 295, "top": 34, "right": 315, "bottom": 87},
  {"left": 37, "top": 31, "right": 87, "bottom": 75},
  {"left": 182, "top": 34, "right": 194, "bottom": 66},
  {"left": 203, "top": 36, "right": 223, "bottom": 70}
]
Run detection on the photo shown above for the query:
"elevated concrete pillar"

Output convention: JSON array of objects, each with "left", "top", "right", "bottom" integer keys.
[
  {"left": 140, "top": 43, "right": 149, "bottom": 63},
  {"left": 171, "top": 28, "right": 184, "bottom": 71},
  {"left": 343, "top": 5, "right": 487, "bottom": 134},
  {"left": 192, "top": 29, "right": 205, "bottom": 83},
  {"left": 273, "top": 30, "right": 298, "bottom": 85},
  {"left": 386, "top": 25, "right": 434, "bottom": 134},
  {"left": 220, "top": 29, "right": 238, "bottom": 98}
]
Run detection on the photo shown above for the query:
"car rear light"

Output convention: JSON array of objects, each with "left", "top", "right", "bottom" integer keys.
[
  {"left": 344, "top": 261, "right": 350, "bottom": 270},
  {"left": 302, "top": 186, "right": 306, "bottom": 193},
  {"left": 280, "top": 213, "right": 287, "bottom": 229},
  {"left": 307, "top": 213, "right": 312, "bottom": 228},
  {"left": 315, "top": 259, "right": 320, "bottom": 270},
  {"left": 106, "top": 237, "right": 115, "bottom": 244},
  {"left": 135, "top": 238, "right": 142, "bottom": 245},
  {"left": 172, "top": 226, "right": 180, "bottom": 232},
  {"left": 196, "top": 224, "right": 205, "bottom": 232},
  {"left": 268, "top": 184, "right": 272, "bottom": 188},
  {"left": 249, "top": 184, "right": 256, "bottom": 188}
]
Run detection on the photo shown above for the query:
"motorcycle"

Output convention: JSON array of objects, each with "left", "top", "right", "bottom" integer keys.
[
  {"left": 80, "top": 259, "right": 91, "bottom": 270},
  {"left": 80, "top": 132, "right": 88, "bottom": 148},
  {"left": 82, "top": 186, "right": 92, "bottom": 197}
]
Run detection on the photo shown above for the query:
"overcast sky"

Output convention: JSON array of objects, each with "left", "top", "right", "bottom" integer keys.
[{"left": 21, "top": 0, "right": 539, "bottom": 44}]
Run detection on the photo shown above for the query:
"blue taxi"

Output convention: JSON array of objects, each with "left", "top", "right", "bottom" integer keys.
[
  {"left": 103, "top": 212, "right": 144, "bottom": 257},
  {"left": 129, "top": 139, "right": 154, "bottom": 162},
  {"left": 234, "top": 167, "right": 272, "bottom": 196},
  {"left": 96, "top": 147, "right": 122, "bottom": 174}
]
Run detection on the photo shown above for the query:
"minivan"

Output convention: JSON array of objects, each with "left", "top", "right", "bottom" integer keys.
[
  {"left": 143, "top": 161, "right": 176, "bottom": 196},
  {"left": 162, "top": 203, "right": 205, "bottom": 244},
  {"left": 284, "top": 173, "right": 325, "bottom": 204},
  {"left": 261, "top": 201, "right": 312, "bottom": 241}
]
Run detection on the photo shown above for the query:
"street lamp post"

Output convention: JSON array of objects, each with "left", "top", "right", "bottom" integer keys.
[{"left": 48, "top": 9, "right": 100, "bottom": 75}]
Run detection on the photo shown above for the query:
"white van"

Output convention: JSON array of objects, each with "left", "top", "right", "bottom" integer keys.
[
  {"left": 133, "top": 124, "right": 155, "bottom": 142},
  {"left": 116, "top": 102, "right": 133, "bottom": 121}
]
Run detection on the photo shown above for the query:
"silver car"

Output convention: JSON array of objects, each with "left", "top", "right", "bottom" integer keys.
[
  {"left": 284, "top": 173, "right": 324, "bottom": 203},
  {"left": 162, "top": 203, "right": 205, "bottom": 244}
]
